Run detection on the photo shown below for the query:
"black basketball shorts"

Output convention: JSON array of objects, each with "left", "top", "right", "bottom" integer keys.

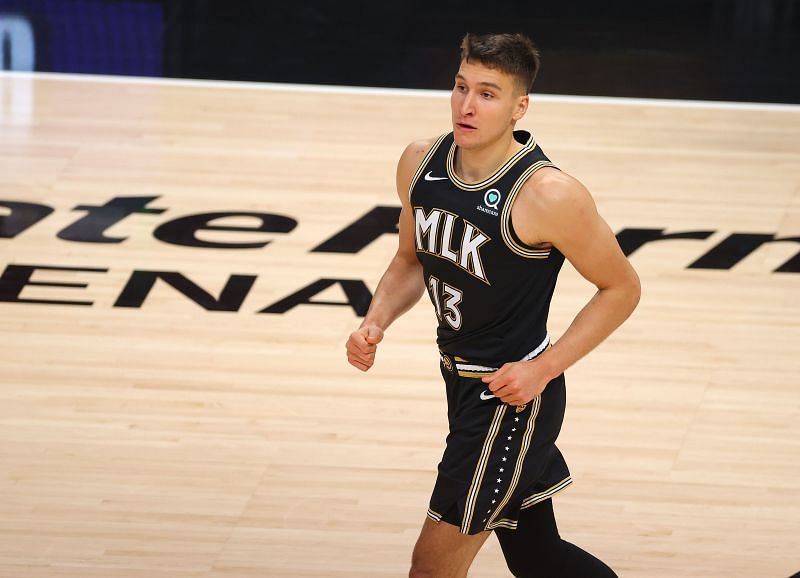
[{"left": 428, "top": 345, "right": 572, "bottom": 535}]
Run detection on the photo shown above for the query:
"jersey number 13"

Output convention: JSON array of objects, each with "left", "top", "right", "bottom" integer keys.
[{"left": 427, "top": 275, "right": 463, "bottom": 330}]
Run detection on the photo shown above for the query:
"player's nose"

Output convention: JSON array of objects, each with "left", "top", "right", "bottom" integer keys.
[{"left": 460, "top": 93, "right": 475, "bottom": 116}]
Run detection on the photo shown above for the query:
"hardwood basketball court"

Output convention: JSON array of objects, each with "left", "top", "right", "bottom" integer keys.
[{"left": 0, "top": 72, "right": 798, "bottom": 577}]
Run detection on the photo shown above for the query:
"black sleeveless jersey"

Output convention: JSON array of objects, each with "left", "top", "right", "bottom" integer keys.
[{"left": 409, "top": 130, "right": 564, "bottom": 365}]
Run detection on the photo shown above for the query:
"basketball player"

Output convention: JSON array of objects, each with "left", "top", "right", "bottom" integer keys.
[{"left": 346, "top": 32, "right": 640, "bottom": 578}]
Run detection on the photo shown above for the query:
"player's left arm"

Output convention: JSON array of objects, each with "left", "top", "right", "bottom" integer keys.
[{"left": 483, "top": 171, "right": 641, "bottom": 405}]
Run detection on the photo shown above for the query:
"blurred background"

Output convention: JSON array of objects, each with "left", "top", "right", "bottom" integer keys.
[{"left": 0, "top": 0, "right": 798, "bottom": 103}]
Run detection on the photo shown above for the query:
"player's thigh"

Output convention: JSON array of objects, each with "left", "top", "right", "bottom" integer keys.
[{"left": 410, "top": 517, "right": 492, "bottom": 578}]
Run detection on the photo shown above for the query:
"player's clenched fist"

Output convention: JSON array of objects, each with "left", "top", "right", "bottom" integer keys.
[
  {"left": 346, "top": 325, "right": 384, "bottom": 371},
  {"left": 481, "top": 360, "right": 551, "bottom": 406}
]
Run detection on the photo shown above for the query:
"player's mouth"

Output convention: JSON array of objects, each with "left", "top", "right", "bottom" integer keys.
[{"left": 456, "top": 122, "right": 477, "bottom": 132}]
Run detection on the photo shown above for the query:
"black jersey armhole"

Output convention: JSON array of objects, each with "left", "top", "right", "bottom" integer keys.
[
  {"left": 508, "top": 213, "right": 557, "bottom": 253},
  {"left": 508, "top": 215, "right": 546, "bottom": 251},
  {"left": 507, "top": 171, "right": 560, "bottom": 254}
]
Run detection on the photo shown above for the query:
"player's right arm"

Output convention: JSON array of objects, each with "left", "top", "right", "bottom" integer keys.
[{"left": 346, "top": 139, "right": 435, "bottom": 372}]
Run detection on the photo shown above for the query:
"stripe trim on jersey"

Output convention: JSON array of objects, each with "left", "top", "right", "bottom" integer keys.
[
  {"left": 500, "top": 160, "right": 558, "bottom": 259},
  {"left": 454, "top": 334, "right": 550, "bottom": 377},
  {"left": 457, "top": 363, "right": 497, "bottom": 372},
  {"left": 458, "top": 371, "right": 492, "bottom": 377},
  {"left": 461, "top": 404, "right": 506, "bottom": 533},
  {"left": 457, "top": 370, "right": 495, "bottom": 378},
  {"left": 520, "top": 336, "right": 552, "bottom": 361},
  {"left": 445, "top": 133, "right": 536, "bottom": 191},
  {"left": 407, "top": 133, "right": 449, "bottom": 199},
  {"left": 426, "top": 508, "right": 443, "bottom": 522},
  {"left": 487, "top": 519, "right": 520, "bottom": 530},
  {"left": 451, "top": 476, "right": 574, "bottom": 532},
  {"left": 520, "top": 476, "right": 573, "bottom": 509},
  {"left": 485, "top": 395, "right": 542, "bottom": 530}
]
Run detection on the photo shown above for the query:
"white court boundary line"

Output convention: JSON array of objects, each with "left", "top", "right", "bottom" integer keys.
[{"left": 1, "top": 70, "right": 799, "bottom": 112}]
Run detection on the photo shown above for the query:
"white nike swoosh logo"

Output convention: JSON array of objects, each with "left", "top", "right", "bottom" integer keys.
[
  {"left": 424, "top": 171, "right": 448, "bottom": 181},
  {"left": 480, "top": 390, "right": 496, "bottom": 401}
]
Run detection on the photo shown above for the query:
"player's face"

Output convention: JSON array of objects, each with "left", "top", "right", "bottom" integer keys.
[{"left": 451, "top": 59, "right": 528, "bottom": 149}]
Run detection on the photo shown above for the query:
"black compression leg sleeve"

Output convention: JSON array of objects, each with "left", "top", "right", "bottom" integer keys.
[{"left": 494, "top": 498, "right": 618, "bottom": 578}]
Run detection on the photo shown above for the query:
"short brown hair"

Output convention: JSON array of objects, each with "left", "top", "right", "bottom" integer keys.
[{"left": 460, "top": 33, "right": 541, "bottom": 95}]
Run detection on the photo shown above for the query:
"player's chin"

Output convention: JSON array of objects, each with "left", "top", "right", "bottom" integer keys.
[
  {"left": 453, "top": 132, "right": 477, "bottom": 148},
  {"left": 453, "top": 125, "right": 479, "bottom": 143}
]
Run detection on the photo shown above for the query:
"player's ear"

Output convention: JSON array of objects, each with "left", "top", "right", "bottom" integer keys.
[{"left": 512, "top": 94, "right": 529, "bottom": 121}]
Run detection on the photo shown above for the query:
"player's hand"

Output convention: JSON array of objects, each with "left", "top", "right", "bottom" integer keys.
[
  {"left": 481, "top": 360, "right": 551, "bottom": 406},
  {"left": 346, "top": 325, "right": 384, "bottom": 372}
]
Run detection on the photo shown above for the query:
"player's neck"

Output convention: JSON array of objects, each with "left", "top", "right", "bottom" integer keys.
[{"left": 455, "top": 131, "right": 524, "bottom": 183}]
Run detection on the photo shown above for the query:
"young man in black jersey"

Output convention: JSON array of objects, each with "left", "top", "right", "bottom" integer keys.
[{"left": 346, "top": 32, "right": 640, "bottom": 578}]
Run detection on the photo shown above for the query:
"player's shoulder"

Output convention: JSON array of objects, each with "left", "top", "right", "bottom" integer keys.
[
  {"left": 518, "top": 166, "right": 595, "bottom": 216},
  {"left": 396, "top": 136, "right": 440, "bottom": 200},
  {"left": 396, "top": 136, "right": 439, "bottom": 180},
  {"left": 399, "top": 136, "right": 438, "bottom": 164}
]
